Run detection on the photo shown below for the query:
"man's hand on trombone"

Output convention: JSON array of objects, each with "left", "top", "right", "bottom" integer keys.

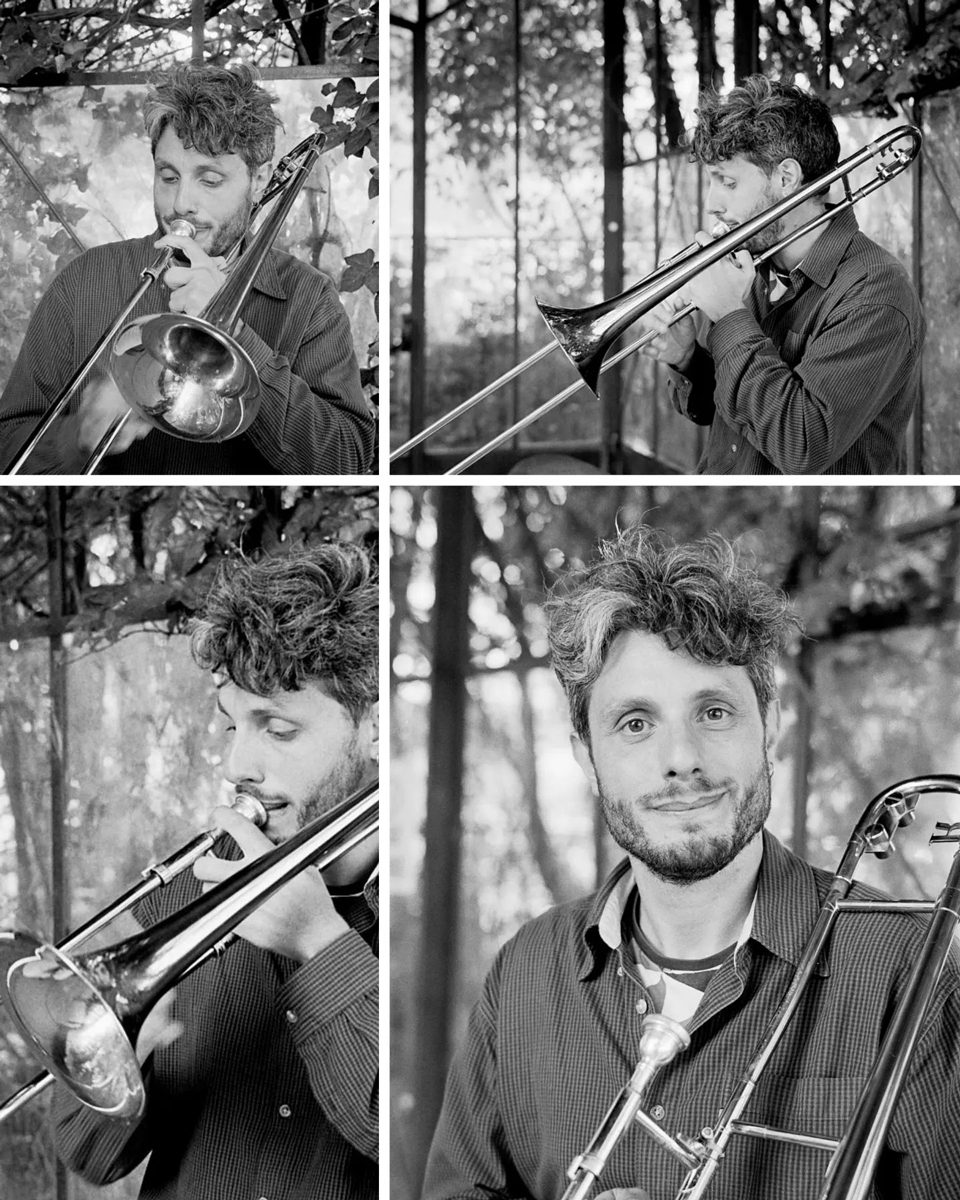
[
  {"left": 155, "top": 231, "right": 229, "bottom": 317},
  {"left": 193, "top": 805, "right": 351, "bottom": 963},
  {"left": 680, "top": 230, "right": 756, "bottom": 323},
  {"left": 641, "top": 296, "right": 698, "bottom": 372}
]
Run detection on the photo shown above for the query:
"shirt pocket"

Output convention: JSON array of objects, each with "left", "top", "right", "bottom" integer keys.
[
  {"left": 775, "top": 329, "right": 807, "bottom": 369},
  {"left": 719, "top": 1076, "right": 878, "bottom": 1199},
  {"left": 746, "top": 1073, "right": 868, "bottom": 1140}
]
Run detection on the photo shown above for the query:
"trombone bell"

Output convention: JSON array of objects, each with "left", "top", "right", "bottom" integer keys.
[
  {"left": 1, "top": 936, "right": 147, "bottom": 1117},
  {"left": 110, "top": 313, "right": 260, "bottom": 441}
]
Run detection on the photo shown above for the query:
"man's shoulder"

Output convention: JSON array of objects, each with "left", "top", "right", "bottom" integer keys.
[
  {"left": 266, "top": 246, "right": 337, "bottom": 293},
  {"left": 499, "top": 871, "right": 622, "bottom": 965},
  {"left": 833, "top": 229, "right": 921, "bottom": 317},
  {"left": 52, "top": 233, "right": 154, "bottom": 287}
]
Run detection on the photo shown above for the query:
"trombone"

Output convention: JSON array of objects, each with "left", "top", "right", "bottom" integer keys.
[
  {"left": 561, "top": 774, "right": 960, "bottom": 1200},
  {"left": 390, "top": 124, "right": 922, "bottom": 474},
  {"left": 0, "top": 779, "right": 377, "bottom": 1119},
  {"left": 0, "top": 791, "right": 267, "bottom": 1123},
  {"left": 4, "top": 132, "right": 326, "bottom": 476}
]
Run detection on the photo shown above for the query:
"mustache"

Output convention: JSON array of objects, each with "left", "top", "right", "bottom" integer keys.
[
  {"left": 638, "top": 776, "right": 731, "bottom": 805},
  {"left": 233, "top": 785, "right": 288, "bottom": 808}
]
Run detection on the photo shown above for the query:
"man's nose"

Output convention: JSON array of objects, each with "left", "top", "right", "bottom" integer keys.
[
  {"left": 224, "top": 736, "right": 263, "bottom": 787},
  {"left": 173, "top": 179, "right": 199, "bottom": 216},
  {"left": 658, "top": 722, "right": 702, "bottom": 779}
]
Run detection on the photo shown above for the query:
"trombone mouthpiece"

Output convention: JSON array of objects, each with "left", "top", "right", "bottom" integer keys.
[
  {"left": 711, "top": 220, "right": 732, "bottom": 238},
  {"left": 168, "top": 218, "right": 196, "bottom": 239},
  {"left": 232, "top": 793, "right": 268, "bottom": 829}
]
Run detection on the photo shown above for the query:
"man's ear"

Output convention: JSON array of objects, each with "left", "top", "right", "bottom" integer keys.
[
  {"left": 252, "top": 160, "right": 271, "bottom": 203},
  {"left": 570, "top": 732, "right": 598, "bottom": 796},
  {"left": 763, "top": 697, "right": 781, "bottom": 757},
  {"left": 776, "top": 157, "right": 804, "bottom": 195},
  {"left": 364, "top": 702, "right": 380, "bottom": 764}
]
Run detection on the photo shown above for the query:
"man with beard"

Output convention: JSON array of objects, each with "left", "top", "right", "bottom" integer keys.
[
  {"left": 640, "top": 76, "right": 923, "bottom": 475},
  {"left": 52, "top": 544, "right": 379, "bottom": 1199},
  {"left": 0, "top": 63, "right": 374, "bottom": 474},
  {"left": 423, "top": 526, "right": 960, "bottom": 1200}
]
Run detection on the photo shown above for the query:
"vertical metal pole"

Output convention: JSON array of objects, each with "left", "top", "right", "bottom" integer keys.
[
  {"left": 600, "top": 0, "right": 626, "bottom": 472},
  {"left": 411, "top": 487, "right": 474, "bottom": 1190},
  {"left": 819, "top": 0, "right": 832, "bottom": 90},
  {"left": 45, "top": 489, "right": 70, "bottom": 1200},
  {"left": 790, "top": 488, "right": 822, "bottom": 863},
  {"left": 733, "top": 0, "right": 759, "bottom": 80},
  {"left": 511, "top": 0, "right": 522, "bottom": 451},
  {"left": 651, "top": 0, "right": 663, "bottom": 458},
  {"left": 909, "top": 0, "right": 925, "bottom": 473},
  {"left": 410, "top": 2, "right": 428, "bottom": 470},
  {"left": 191, "top": 0, "right": 204, "bottom": 63}
]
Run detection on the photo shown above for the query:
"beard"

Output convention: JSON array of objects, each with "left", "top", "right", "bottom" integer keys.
[
  {"left": 739, "top": 183, "right": 786, "bottom": 255},
  {"left": 297, "top": 729, "right": 370, "bottom": 833},
  {"left": 155, "top": 190, "right": 254, "bottom": 258},
  {"left": 598, "top": 753, "right": 772, "bottom": 884}
]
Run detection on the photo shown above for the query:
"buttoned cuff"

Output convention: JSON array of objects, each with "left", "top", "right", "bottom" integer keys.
[{"left": 277, "top": 928, "right": 377, "bottom": 1042}]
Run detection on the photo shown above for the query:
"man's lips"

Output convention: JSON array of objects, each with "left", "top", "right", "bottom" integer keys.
[{"left": 651, "top": 790, "right": 727, "bottom": 813}]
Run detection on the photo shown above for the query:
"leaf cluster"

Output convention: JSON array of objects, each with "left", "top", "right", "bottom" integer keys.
[{"left": 0, "top": 1, "right": 378, "bottom": 82}]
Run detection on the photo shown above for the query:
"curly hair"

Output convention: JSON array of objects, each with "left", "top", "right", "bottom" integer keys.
[
  {"left": 546, "top": 525, "right": 801, "bottom": 742},
  {"left": 191, "top": 543, "right": 378, "bottom": 722},
  {"left": 144, "top": 63, "right": 283, "bottom": 172},
  {"left": 690, "top": 75, "right": 840, "bottom": 187}
]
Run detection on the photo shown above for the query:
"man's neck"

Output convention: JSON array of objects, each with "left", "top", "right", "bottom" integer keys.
[
  {"left": 628, "top": 832, "right": 763, "bottom": 961},
  {"left": 771, "top": 199, "right": 831, "bottom": 271}
]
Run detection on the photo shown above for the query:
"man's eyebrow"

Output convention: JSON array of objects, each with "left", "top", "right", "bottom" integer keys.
[
  {"left": 154, "top": 156, "right": 229, "bottom": 174},
  {"left": 215, "top": 696, "right": 295, "bottom": 721}
]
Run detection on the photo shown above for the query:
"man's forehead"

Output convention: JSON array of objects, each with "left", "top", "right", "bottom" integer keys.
[
  {"left": 595, "top": 628, "right": 754, "bottom": 692},
  {"left": 153, "top": 125, "right": 245, "bottom": 170},
  {"left": 706, "top": 155, "right": 759, "bottom": 177},
  {"left": 215, "top": 676, "right": 336, "bottom": 710}
]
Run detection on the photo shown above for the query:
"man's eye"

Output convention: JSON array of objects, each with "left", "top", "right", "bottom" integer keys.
[
  {"left": 621, "top": 717, "right": 649, "bottom": 734},
  {"left": 704, "top": 706, "right": 729, "bottom": 722},
  {"left": 201, "top": 177, "right": 222, "bottom": 188},
  {"left": 267, "top": 726, "right": 297, "bottom": 741}
]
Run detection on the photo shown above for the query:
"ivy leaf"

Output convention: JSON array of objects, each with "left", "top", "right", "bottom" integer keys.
[
  {"left": 344, "top": 125, "right": 371, "bottom": 157},
  {"left": 340, "top": 248, "right": 378, "bottom": 294}
]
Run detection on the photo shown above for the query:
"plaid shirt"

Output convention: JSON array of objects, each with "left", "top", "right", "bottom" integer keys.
[
  {"left": 423, "top": 831, "right": 960, "bottom": 1200},
  {"left": 668, "top": 208, "right": 924, "bottom": 474},
  {"left": 0, "top": 231, "right": 375, "bottom": 475},
  {"left": 51, "top": 870, "right": 379, "bottom": 1200}
]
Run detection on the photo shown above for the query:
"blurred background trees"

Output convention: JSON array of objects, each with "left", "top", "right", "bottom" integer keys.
[
  {"left": 390, "top": 483, "right": 960, "bottom": 1195},
  {"left": 0, "top": 484, "right": 378, "bottom": 1200}
]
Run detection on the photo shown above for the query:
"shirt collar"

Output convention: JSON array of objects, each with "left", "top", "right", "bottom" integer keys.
[
  {"left": 786, "top": 204, "right": 859, "bottom": 291},
  {"left": 583, "top": 830, "right": 829, "bottom": 979}
]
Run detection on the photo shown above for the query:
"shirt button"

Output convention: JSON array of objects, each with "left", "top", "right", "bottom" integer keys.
[
  {"left": 616, "top": 965, "right": 624, "bottom": 977},
  {"left": 730, "top": 444, "right": 738, "bottom": 452},
  {"left": 279, "top": 1104, "right": 292, "bottom": 1118},
  {"left": 285, "top": 1009, "right": 298, "bottom": 1024},
  {"left": 635, "top": 999, "right": 648, "bottom": 1015},
  {"left": 650, "top": 1105, "right": 666, "bottom": 1121}
]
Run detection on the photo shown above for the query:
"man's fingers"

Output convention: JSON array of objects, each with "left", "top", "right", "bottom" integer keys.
[{"left": 210, "top": 805, "right": 274, "bottom": 852}]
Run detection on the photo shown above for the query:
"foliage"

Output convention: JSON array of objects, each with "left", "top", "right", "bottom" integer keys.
[
  {"left": 0, "top": 0, "right": 378, "bottom": 82},
  {"left": 0, "top": 485, "right": 378, "bottom": 643}
]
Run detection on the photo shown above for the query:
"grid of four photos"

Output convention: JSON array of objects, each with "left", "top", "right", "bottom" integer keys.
[{"left": 1, "top": 4, "right": 960, "bottom": 1200}]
